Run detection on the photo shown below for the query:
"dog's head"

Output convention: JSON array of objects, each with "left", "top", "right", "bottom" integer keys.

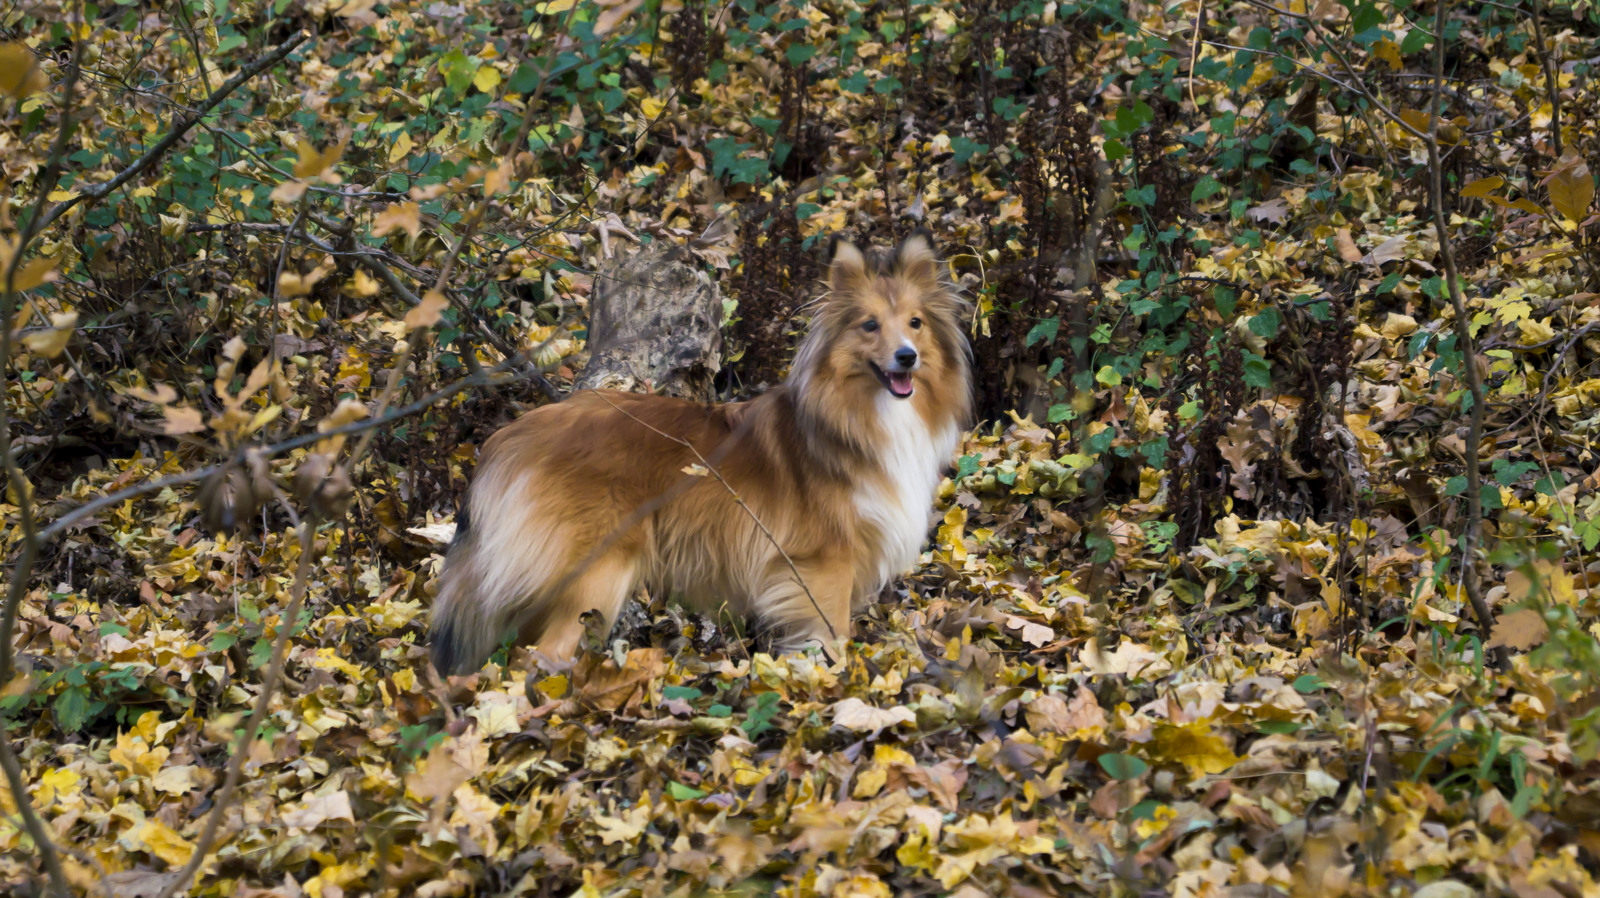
[{"left": 795, "top": 231, "right": 970, "bottom": 404}]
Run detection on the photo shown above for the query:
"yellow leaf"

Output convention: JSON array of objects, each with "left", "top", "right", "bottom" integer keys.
[
  {"left": 1372, "top": 39, "right": 1401, "bottom": 71},
  {"left": 938, "top": 505, "right": 967, "bottom": 562},
  {"left": 4, "top": 255, "right": 60, "bottom": 293},
  {"left": 403, "top": 290, "right": 449, "bottom": 330},
  {"left": 640, "top": 96, "right": 665, "bottom": 119},
  {"left": 1397, "top": 107, "right": 1433, "bottom": 136},
  {"left": 1486, "top": 194, "right": 1546, "bottom": 215},
  {"left": 278, "top": 260, "right": 333, "bottom": 298},
  {"left": 595, "top": 0, "right": 646, "bottom": 35},
  {"left": 46, "top": 188, "right": 77, "bottom": 202},
  {"left": 290, "top": 136, "right": 348, "bottom": 183},
  {"left": 333, "top": 0, "right": 380, "bottom": 25},
  {"left": 139, "top": 820, "right": 195, "bottom": 868},
  {"left": 1379, "top": 312, "right": 1417, "bottom": 340},
  {"left": 270, "top": 179, "right": 309, "bottom": 205},
  {"left": 21, "top": 311, "right": 75, "bottom": 358},
  {"left": 388, "top": 129, "right": 414, "bottom": 164},
  {"left": 472, "top": 65, "right": 502, "bottom": 94},
  {"left": 37, "top": 768, "right": 79, "bottom": 804},
  {"left": 1547, "top": 150, "right": 1595, "bottom": 224},
  {"left": 1333, "top": 228, "right": 1362, "bottom": 263},
  {"left": 1485, "top": 608, "right": 1548, "bottom": 652},
  {"left": 483, "top": 157, "right": 514, "bottom": 197},
  {"left": 160, "top": 209, "right": 189, "bottom": 238},
  {"left": 343, "top": 267, "right": 381, "bottom": 298},
  {"left": 853, "top": 763, "right": 888, "bottom": 798},
  {"left": 244, "top": 404, "right": 282, "bottom": 436},
  {"left": 0, "top": 43, "right": 47, "bottom": 99},
  {"left": 1518, "top": 317, "right": 1556, "bottom": 344},
  {"left": 831, "top": 697, "right": 916, "bottom": 734},
  {"left": 537, "top": 0, "right": 576, "bottom": 12},
  {"left": 150, "top": 765, "right": 200, "bottom": 795},
  {"left": 468, "top": 691, "right": 521, "bottom": 738},
  {"left": 282, "top": 790, "right": 356, "bottom": 829},
  {"left": 593, "top": 804, "right": 650, "bottom": 844},
  {"left": 405, "top": 743, "right": 473, "bottom": 801},
  {"left": 372, "top": 201, "right": 421, "bottom": 239},
  {"left": 1147, "top": 721, "right": 1241, "bottom": 776},
  {"left": 1460, "top": 176, "right": 1503, "bottom": 199},
  {"left": 162, "top": 406, "right": 207, "bottom": 435}
]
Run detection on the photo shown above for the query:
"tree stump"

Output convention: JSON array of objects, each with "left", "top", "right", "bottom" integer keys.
[{"left": 574, "top": 242, "right": 723, "bottom": 401}]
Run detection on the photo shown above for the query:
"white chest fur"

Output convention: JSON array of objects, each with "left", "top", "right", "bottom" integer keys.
[{"left": 854, "top": 395, "right": 960, "bottom": 596}]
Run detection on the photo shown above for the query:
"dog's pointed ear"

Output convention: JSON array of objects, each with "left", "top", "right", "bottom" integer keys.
[
  {"left": 890, "top": 230, "right": 939, "bottom": 285},
  {"left": 827, "top": 235, "right": 868, "bottom": 295}
]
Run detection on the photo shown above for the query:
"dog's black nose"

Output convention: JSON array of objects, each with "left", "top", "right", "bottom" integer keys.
[{"left": 894, "top": 347, "right": 918, "bottom": 368}]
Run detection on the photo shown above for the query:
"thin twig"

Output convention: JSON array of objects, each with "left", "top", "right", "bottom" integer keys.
[
  {"left": 1423, "top": 0, "right": 1498, "bottom": 652},
  {"left": 151, "top": 517, "right": 316, "bottom": 898},
  {"left": 350, "top": 209, "right": 481, "bottom": 468},
  {"left": 591, "top": 392, "right": 837, "bottom": 642},
  {"left": 1529, "top": 0, "right": 1562, "bottom": 156}
]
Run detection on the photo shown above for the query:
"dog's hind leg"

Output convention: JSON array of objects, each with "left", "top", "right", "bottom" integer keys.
[
  {"left": 755, "top": 555, "right": 853, "bottom": 658},
  {"left": 524, "top": 553, "right": 639, "bottom": 662}
]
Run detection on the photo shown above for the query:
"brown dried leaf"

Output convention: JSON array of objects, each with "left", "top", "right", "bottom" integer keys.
[
  {"left": 1484, "top": 608, "right": 1548, "bottom": 652},
  {"left": 403, "top": 289, "right": 450, "bottom": 330}
]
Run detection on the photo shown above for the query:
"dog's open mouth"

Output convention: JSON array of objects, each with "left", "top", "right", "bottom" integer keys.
[{"left": 871, "top": 363, "right": 916, "bottom": 399}]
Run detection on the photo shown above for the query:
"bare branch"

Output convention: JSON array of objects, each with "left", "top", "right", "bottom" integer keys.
[
  {"left": 1423, "top": 0, "right": 1498, "bottom": 650},
  {"left": 1529, "top": 0, "right": 1562, "bottom": 156}
]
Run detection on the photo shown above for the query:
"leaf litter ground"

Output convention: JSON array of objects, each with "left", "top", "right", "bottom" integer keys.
[{"left": 2, "top": 1, "right": 1600, "bottom": 897}]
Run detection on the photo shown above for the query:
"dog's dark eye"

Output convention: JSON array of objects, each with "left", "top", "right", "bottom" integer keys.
[
  {"left": 909, "top": 317, "right": 923, "bottom": 329},
  {"left": 862, "top": 319, "right": 879, "bottom": 333}
]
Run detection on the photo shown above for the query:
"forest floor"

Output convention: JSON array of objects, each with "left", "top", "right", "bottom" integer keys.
[{"left": 2, "top": 0, "right": 1600, "bottom": 896}]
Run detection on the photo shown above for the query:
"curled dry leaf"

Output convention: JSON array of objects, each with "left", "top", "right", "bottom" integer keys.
[{"left": 832, "top": 697, "right": 917, "bottom": 734}]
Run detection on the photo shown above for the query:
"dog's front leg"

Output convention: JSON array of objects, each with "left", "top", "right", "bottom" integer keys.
[{"left": 756, "top": 554, "right": 853, "bottom": 659}]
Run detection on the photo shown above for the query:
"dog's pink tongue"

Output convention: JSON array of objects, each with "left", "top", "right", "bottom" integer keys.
[{"left": 888, "top": 372, "right": 914, "bottom": 397}]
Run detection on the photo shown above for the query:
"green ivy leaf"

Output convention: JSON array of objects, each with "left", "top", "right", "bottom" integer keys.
[
  {"left": 957, "top": 454, "right": 981, "bottom": 478},
  {"left": 1025, "top": 317, "right": 1060, "bottom": 347},
  {"left": 54, "top": 685, "right": 94, "bottom": 733},
  {"left": 1097, "top": 752, "right": 1148, "bottom": 781},
  {"left": 439, "top": 50, "right": 480, "bottom": 96},
  {"left": 1242, "top": 353, "right": 1272, "bottom": 389},
  {"left": 1292, "top": 674, "right": 1326, "bottom": 694},
  {"left": 668, "top": 781, "right": 709, "bottom": 800}
]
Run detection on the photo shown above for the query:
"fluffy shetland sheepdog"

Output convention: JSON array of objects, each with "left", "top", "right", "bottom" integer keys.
[{"left": 428, "top": 232, "right": 973, "bottom": 676}]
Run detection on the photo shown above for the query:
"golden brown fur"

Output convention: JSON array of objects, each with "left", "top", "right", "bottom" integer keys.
[{"left": 428, "top": 233, "right": 973, "bottom": 675}]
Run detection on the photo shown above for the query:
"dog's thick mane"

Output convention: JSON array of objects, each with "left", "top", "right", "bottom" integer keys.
[{"left": 785, "top": 235, "right": 973, "bottom": 464}]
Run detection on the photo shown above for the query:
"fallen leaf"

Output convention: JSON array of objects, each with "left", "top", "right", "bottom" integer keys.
[{"left": 831, "top": 697, "right": 916, "bottom": 734}]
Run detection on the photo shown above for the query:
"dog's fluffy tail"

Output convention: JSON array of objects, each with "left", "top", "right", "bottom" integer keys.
[{"left": 428, "top": 466, "right": 567, "bottom": 676}]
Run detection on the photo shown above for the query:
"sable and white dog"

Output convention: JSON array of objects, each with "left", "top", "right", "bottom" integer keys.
[{"left": 428, "top": 233, "right": 973, "bottom": 675}]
